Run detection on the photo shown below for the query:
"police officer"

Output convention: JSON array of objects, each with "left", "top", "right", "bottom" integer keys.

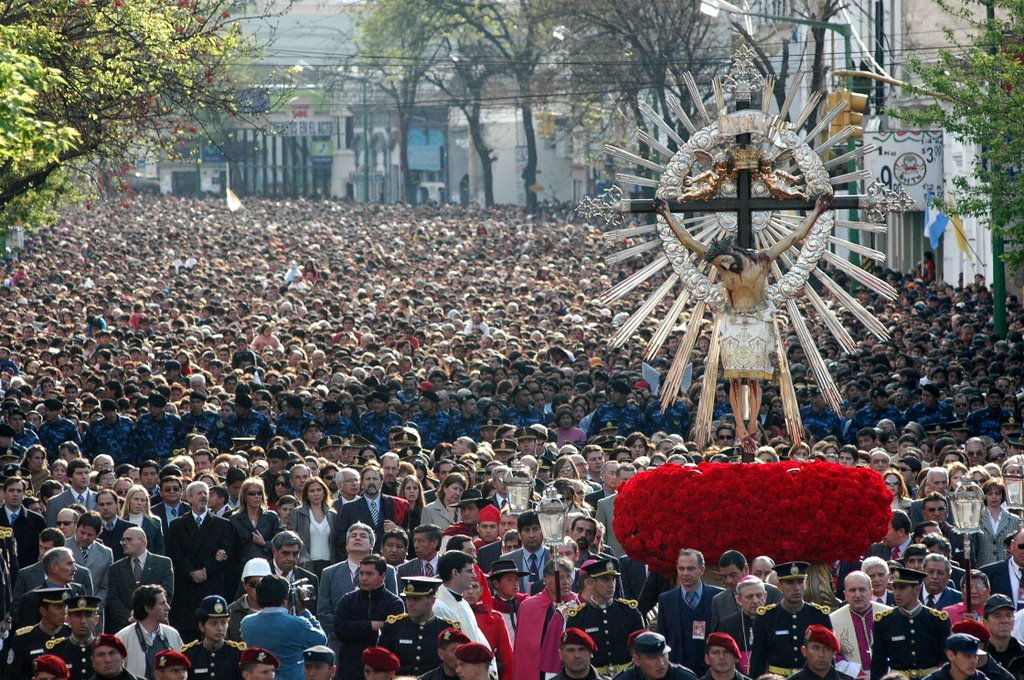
[
  {"left": 787, "top": 625, "right": 853, "bottom": 680},
  {"left": 566, "top": 558, "right": 644, "bottom": 677},
  {"left": 613, "top": 631, "right": 698, "bottom": 680},
  {"left": 46, "top": 595, "right": 102, "bottom": 680},
  {"left": 302, "top": 645, "right": 336, "bottom": 680},
  {"left": 871, "top": 567, "right": 951, "bottom": 680},
  {"left": 378, "top": 577, "right": 458, "bottom": 676},
  {"left": 153, "top": 649, "right": 192, "bottom": 680},
  {"left": 922, "top": 634, "right": 987, "bottom": 680},
  {"left": 181, "top": 595, "right": 245, "bottom": 680},
  {"left": 8, "top": 587, "right": 70, "bottom": 679},
  {"left": 749, "top": 562, "right": 833, "bottom": 677},
  {"left": 420, "top": 628, "right": 472, "bottom": 680}
]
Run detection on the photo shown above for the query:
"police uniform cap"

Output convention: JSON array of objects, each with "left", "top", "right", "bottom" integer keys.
[
  {"left": 582, "top": 557, "right": 620, "bottom": 579},
  {"left": 773, "top": 561, "right": 810, "bottom": 581},
  {"left": 561, "top": 627, "right": 598, "bottom": 652},
  {"left": 42, "top": 398, "right": 63, "bottom": 411},
  {"left": 515, "top": 427, "right": 542, "bottom": 441},
  {"left": 632, "top": 631, "right": 671, "bottom": 656},
  {"left": 35, "top": 587, "right": 70, "bottom": 605},
  {"left": 804, "top": 624, "right": 840, "bottom": 653},
  {"left": 481, "top": 418, "right": 502, "bottom": 429},
  {"left": 32, "top": 654, "right": 69, "bottom": 679},
  {"left": 303, "top": 645, "right": 336, "bottom": 666},
  {"left": 65, "top": 595, "right": 102, "bottom": 613},
  {"left": 946, "top": 633, "right": 980, "bottom": 654},
  {"left": 951, "top": 620, "right": 990, "bottom": 643},
  {"left": 610, "top": 380, "right": 632, "bottom": 395},
  {"left": 706, "top": 632, "right": 741, "bottom": 659},
  {"left": 196, "top": 595, "right": 230, "bottom": 619},
  {"left": 317, "top": 435, "right": 345, "bottom": 451},
  {"left": 948, "top": 420, "right": 968, "bottom": 432},
  {"left": 597, "top": 420, "right": 619, "bottom": 432},
  {"left": 438, "top": 627, "right": 472, "bottom": 647},
  {"left": 155, "top": 649, "right": 191, "bottom": 669},
  {"left": 347, "top": 434, "right": 372, "bottom": 448},
  {"left": 234, "top": 394, "right": 253, "bottom": 409},
  {"left": 92, "top": 633, "right": 128, "bottom": 656},
  {"left": 362, "top": 646, "right": 401, "bottom": 672},
  {"left": 322, "top": 400, "right": 341, "bottom": 414},
  {"left": 454, "top": 642, "right": 494, "bottom": 665},
  {"left": 0, "top": 424, "right": 15, "bottom": 438},
  {"left": 492, "top": 438, "right": 518, "bottom": 454},
  {"left": 890, "top": 567, "right": 926, "bottom": 585},
  {"left": 240, "top": 647, "right": 279, "bottom": 668},
  {"left": 401, "top": 576, "right": 443, "bottom": 597},
  {"left": 984, "top": 593, "right": 1015, "bottom": 616},
  {"left": 420, "top": 390, "right": 440, "bottom": 403},
  {"left": 869, "top": 387, "right": 888, "bottom": 399},
  {"left": 393, "top": 429, "right": 419, "bottom": 447},
  {"left": 148, "top": 393, "right": 168, "bottom": 408},
  {"left": 188, "top": 391, "right": 207, "bottom": 402},
  {"left": 488, "top": 559, "right": 531, "bottom": 579},
  {"left": 284, "top": 394, "right": 304, "bottom": 409},
  {"left": 925, "top": 423, "right": 947, "bottom": 435},
  {"left": 1001, "top": 414, "right": 1021, "bottom": 429},
  {"left": 164, "top": 360, "right": 181, "bottom": 371}
]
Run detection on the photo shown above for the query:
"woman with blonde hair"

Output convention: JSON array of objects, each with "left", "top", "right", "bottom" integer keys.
[
  {"left": 119, "top": 484, "right": 164, "bottom": 554},
  {"left": 230, "top": 477, "right": 281, "bottom": 565}
]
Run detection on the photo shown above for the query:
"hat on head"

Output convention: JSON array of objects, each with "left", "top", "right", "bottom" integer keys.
[
  {"left": 773, "top": 561, "right": 810, "bottom": 581},
  {"left": 164, "top": 360, "right": 181, "bottom": 371},
  {"left": 241, "top": 558, "right": 272, "bottom": 580},
  {"left": 284, "top": 395, "right": 303, "bottom": 409},
  {"left": 34, "top": 587, "right": 70, "bottom": 606},
  {"left": 488, "top": 559, "right": 530, "bottom": 579},
  {"left": 188, "top": 391, "right": 207, "bottom": 402},
  {"left": 155, "top": 650, "right": 192, "bottom": 670},
  {"left": 952, "top": 620, "right": 990, "bottom": 644},
  {"left": 240, "top": 647, "right": 279, "bottom": 668},
  {"left": 42, "top": 398, "right": 63, "bottom": 411},
  {"left": 582, "top": 557, "right": 620, "bottom": 579},
  {"left": 65, "top": 595, "right": 101, "bottom": 613},
  {"left": 478, "top": 504, "right": 501, "bottom": 524},
  {"left": 148, "top": 393, "right": 167, "bottom": 408},
  {"left": 235, "top": 394, "right": 252, "bottom": 409},
  {"left": 890, "top": 567, "right": 927, "bottom": 586},
  {"left": 804, "top": 625, "right": 840, "bottom": 653},
  {"left": 515, "top": 427, "right": 542, "bottom": 441},
  {"left": 303, "top": 645, "right": 336, "bottom": 666},
  {"left": 481, "top": 418, "right": 502, "bottom": 429},
  {"left": 870, "top": 387, "right": 888, "bottom": 399},
  {"left": 597, "top": 420, "right": 619, "bottom": 433},
  {"left": 706, "top": 632, "right": 741, "bottom": 659},
  {"left": 322, "top": 400, "right": 341, "bottom": 414},
  {"left": 454, "top": 642, "right": 494, "bottom": 665},
  {"left": 454, "top": 488, "right": 488, "bottom": 507},
  {"left": 561, "top": 627, "right": 598, "bottom": 652},
  {"left": 984, "top": 593, "right": 1015, "bottom": 616},
  {"left": 362, "top": 646, "right": 400, "bottom": 672},
  {"left": 317, "top": 435, "right": 345, "bottom": 451},
  {"left": 196, "top": 595, "right": 230, "bottom": 619},
  {"left": 393, "top": 429, "right": 420, "bottom": 448},
  {"left": 92, "top": 633, "right": 128, "bottom": 657},
  {"left": 492, "top": 439, "right": 518, "bottom": 456},
  {"left": 946, "top": 633, "right": 981, "bottom": 654},
  {"left": 32, "top": 655, "right": 69, "bottom": 680},
  {"left": 438, "top": 627, "right": 472, "bottom": 647},
  {"left": 633, "top": 631, "right": 671, "bottom": 656},
  {"left": 400, "top": 576, "right": 443, "bottom": 598}
]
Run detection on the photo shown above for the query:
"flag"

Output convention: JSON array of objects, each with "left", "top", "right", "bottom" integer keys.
[
  {"left": 924, "top": 188, "right": 949, "bottom": 249},
  {"left": 226, "top": 187, "right": 242, "bottom": 212},
  {"left": 946, "top": 193, "right": 971, "bottom": 259},
  {"left": 642, "top": 362, "right": 661, "bottom": 397}
]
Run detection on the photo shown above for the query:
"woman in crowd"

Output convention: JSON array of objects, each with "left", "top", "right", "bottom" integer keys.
[
  {"left": 974, "top": 478, "right": 1018, "bottom": 565},
  {"left": 421, "top": 471, "right": 467, "bottom": 530},
  {"left": 120, "top": 484, "right": 165, "bottom": 555},
  {"left": 288, "top": 476, "right": 336, "bottom": 577},
  {"left": 231, "top": 477, "right": 281, "bottom": 566}
]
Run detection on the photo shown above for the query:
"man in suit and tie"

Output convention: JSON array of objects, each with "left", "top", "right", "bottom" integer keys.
[
  {"left": 0, "top": 475, "right": 46, "bottom": 567},
  {"left": 44, "top": 458, "right": 96, "bottom": 526},
  {"left": 335, "top": 464, "right": 408, "bottom": 556},
  {"left": 11, "top": 529, "right": 93, "bottom": 625},
  {"left": 656, "top": 548, "right": 725, "bottom": 676},
  {"left": 868, "top": 509, "right": 913, "bottom": 562},
  {"left": 981, "top": 527, "right": 1024, "bottom": 605},
  {"left": 13, "top": 546, "right": 89, "bottom": 628},
  {"left": 710, "top": 550, "right": 782, "bottom": 629},
  {"left": 593, "top": 463, "right": 636, "bottom": 557},
  {"left": 66, "top": 511, "right": 113, "bottom": 621},
  {"left": 166, "top": 480, "right": 233, "bottom": 642},
  {"left": 317, "top": 522, "right": 398, "bottom": 655},
  {"left": 105, "top": 526, "right": 173, "bottom": 633},
  {"left": 94, "top": 490, "right": 133, "bottom": 561},
  {"left": 584, "top": 460, "right": 620, "bottom": 509},
  {"left": 149, "top": 475, "right": 191, "bottom": 535},
  {"left": 499, "top": 511, "right": 550, "bottom": 594},
  {"left": 921, "top": 553, "right": 962, "bottom": 609},
  {"left": 397, "top": 524, "right": 442, "bottom": 579},
  {"left": 268, "top": 531, "right": 319, "bottom": 616},
  {"left": 861, "top": 556, "right": 896, "bottom": 606}
]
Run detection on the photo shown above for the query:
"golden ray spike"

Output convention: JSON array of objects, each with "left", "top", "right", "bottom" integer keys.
[
  {"left": 616, "top": 173, "right": 659, "bottom": 188},
  {"left": 774, "top": 317, "right": 803, "bottom": 447},
  {"left": 660, "top": 298, "right": 706, "bottom": 398},
  {"left": 823, "top": 144, "right": 879, "bottom": 170},
  {"left": 636, "top": 129, "right": 674, "bottom": 160},
  {"left": 713, "top": 78, "right": 726, "bottom": 117},
  {"left": 692, "top": 317, "right": 722, "bottom": 449},
  {"left": 821, "top": 251, "right": 897, "bottom": 299},
  {"left": 786, "top": 298, "right": 843, "bottom": 413},
  {"left": 803, "top": 102, "right": 848, "bottom": 142},
  {"left": 777, "top": 70, "right": 804, "bottom": 123},
  {"left": 608, "top": 274, "right": 680, "bottom": 349},
  {"left": 604, "top": 224, "right": 658, "bottom": 239},
  {"left": 761, "top": 76, "right": 775, "bottom": 113},
  {"left": 791, "top": 92, "right": 822, "bottom": 130},
  {"left": 684, "top": 72, "right": 712, "bottom": 126},
  {"left": 829, "top": 169, "right": 873, "bottom": 185},
  {"left": 767, "top": 255, "right": 855, "bottom": 352},
  {"left": 835, "top": 219, "right": 888, "bottom": 233},
  {"left": 813, "top": 269, "right": 891, "bottom": 341},
  {"left": 645, "top": 287, "right": 692, "bottom": 360},
  {"left": 605, "top": 239, "right": 662, "bottom": 265},
  {"left": 638, "top": 101, "right": 686, "bottom": 147},
  {"left": 667, "top": 94, "right": 698, "bottom": 135},
  {"left": 813, "top": 128, "right": 854, "bottom": 155},
  {"left": 603, "top": 144, "right": 666, "bottom": 174},
  {"left": 600, "top": 254, "right": 669, "bottom": 304},
  {"left": 827, "top": 235, "right": 886, "bottom": 262}
]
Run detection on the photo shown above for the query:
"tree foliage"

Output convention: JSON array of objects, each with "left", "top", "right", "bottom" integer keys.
[
  {"left": 900, "top": 0, "right": 1024, "bottom": 269},
  {"left": 0, "top": 0, "right": 258, "bottom": 229}
]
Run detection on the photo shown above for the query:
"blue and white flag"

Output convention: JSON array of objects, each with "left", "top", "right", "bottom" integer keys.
[{"left": 924, "top": 188, "right": 949, "bottom": 249}]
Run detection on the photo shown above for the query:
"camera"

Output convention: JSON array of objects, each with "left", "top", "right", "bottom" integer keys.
[{"left": 288, "top": 578, "right": 315, "bottom": 612}]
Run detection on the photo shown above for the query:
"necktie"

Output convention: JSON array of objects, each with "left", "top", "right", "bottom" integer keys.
[
  {"left": 685, "top": 590, "right": 698, "bottom": 609},
  {"left": 133, "top": 558, "right": 142, "bottom": 582},
  {"left": 369, "top": 500, "right": 380, "bottom": 526},
  {"left": 891, "top": 545, "right": 901, "bottom": 560},
  {"left": 423, "top": 562, "right": 433, "bottom": 577},
  {"left": 77, "top": 493, "right": 85, "bottom": 505},
  {"left": 351, "top": 567, "right": 359, "bottom": 590},
  {"left": 81, "top": 544, "right": 90, "bottom": 565},
  {"left": 170, "top": 506, "right": 178, "bottom": 518},
  {"left": 927, "top": 594, "right": 936, "bottom": 608},
  {"left": 528, "top": 553, "right": 539, "bottom": 582},
  {"left": 1017, "top": 569, "right": 1024, "bottom": 609},
  {"left": 195, "top": 515, "right": 203, "bottom": 529}
]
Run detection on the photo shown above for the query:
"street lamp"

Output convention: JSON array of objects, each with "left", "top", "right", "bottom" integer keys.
[
  {"left": 1005, "top": 472, "right": 1024, "bottom": 510},
  {"left": 502, "top": 458, "right": 534, "bottom": 513},
  {"left": 951, "top": 481, "right": 984, "bottom": 615},
  {"left": 536, "top": 485, "right": 568, "bottom": 601}
]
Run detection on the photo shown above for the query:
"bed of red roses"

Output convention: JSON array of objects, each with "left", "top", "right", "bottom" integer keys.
[{"left": 613, "top": 461, "right": 893, "bottom": 577}]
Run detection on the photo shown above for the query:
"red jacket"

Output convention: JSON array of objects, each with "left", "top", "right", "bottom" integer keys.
[{"left": 473, "top": 605, "right": 514, "bottom": 680}]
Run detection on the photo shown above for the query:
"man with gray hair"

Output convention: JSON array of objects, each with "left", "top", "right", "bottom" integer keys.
[
  {"left": 334, "top": 467, "right": 360, "bottom": 504},
  {"left": 269, "top": 530, "right": 319, "bottom": 614},
  {"left": 830, "top": 570, "right": 892, "bottom": 676},
  {"left": 15, "top": 547, "right": 89, "bottom": 627},
  {"left": 714, "top": 575, "right": 768, "bottom": 674},
  {"left": 657, "top": 548, "right": 724, "bottom": 675},
  {"left": 861, "top": 556, "right": 894, "bottom": 606},
  {"left": 911, "top": 468, "right": 950, "bottom": 525},
  {"left": 922, "top": 553, "right": 960, "bottom": 609}
]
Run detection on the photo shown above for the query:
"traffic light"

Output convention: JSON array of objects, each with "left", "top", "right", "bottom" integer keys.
[
  {"left": 826, "top": 91, "right": 848, "bottom": 139},
  {"left": 825, "top": 89, "right": 870, "bottom": 139}
]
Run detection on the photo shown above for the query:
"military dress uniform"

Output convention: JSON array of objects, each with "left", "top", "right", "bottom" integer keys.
[
  {"left": 44, "top": 594, "right": 101, "bottom": 680},
  {"left": 566, "top": 559, "right": 644, "bottom": 677},
  {"left": 8, "top": 620, "right": 69, "bottom": 678},
  {"left": 378, "top": 576, "right": 458, "bottom": 677},
  {"left": 181, "top": 638, "right": 246, "bottom": 680},
  {"left": 788, "top": 664, "right": 855, "bottom": 680},
  {"left": 870, "top": 568, "right": 951, "bottom": 680},
  {"left": 749, "top": 563, "right": 833, "bottom": 678}
]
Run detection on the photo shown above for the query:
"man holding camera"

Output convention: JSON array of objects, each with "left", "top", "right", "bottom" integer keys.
[{"left": 239, "top": 574, "right": 327, "bottom": 680}]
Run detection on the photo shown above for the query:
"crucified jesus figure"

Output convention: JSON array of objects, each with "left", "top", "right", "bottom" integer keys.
[{"left": 654, "top": 194, "right": 833, "bottom": 451}]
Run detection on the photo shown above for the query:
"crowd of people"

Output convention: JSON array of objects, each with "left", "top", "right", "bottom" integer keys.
[{"left": 2, "top": 194, "right": 1024, "bottom": 680}]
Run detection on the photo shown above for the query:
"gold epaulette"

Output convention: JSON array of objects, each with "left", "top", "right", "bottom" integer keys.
[
  {"left": 386, "top": 613, "right": 408, "bottom": 625},
  {"left": 757, "top": 604, "right": 778, "bottom": 616},
  {"left": 15, "top": 626, "right": 32, "bottom": 636},
  {"left": 226, "top": 640, "right": 246, "bottom": 650},
  {"left": 564, "top": 602, "right": 585, "bottom": 617},
  {"left": 0, "top": 527, "right": 12, "bottom": 540},
  {"left": 617, "top": 598, "right": 639, "bottom": 609},
  {"left": 874, "top": 609, "right": 894, "bottom": 622},
  {"left": 931, "top": 609, "right": 949, "bottom": 620},
  {"left": 440, "top": 618, "right": 459, "bottom": 628},
  {"left": 810, "top": 602, "right": 831, "bottom": 615},
  {"left": 181, "top": 640, "right": 199, "bottom": 651},
  {"left": 45, "top": 637, "right": 65, "bottom": 650}
]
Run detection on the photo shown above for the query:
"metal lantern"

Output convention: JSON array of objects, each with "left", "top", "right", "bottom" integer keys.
[
  {"left": 536, "top": 485, "right": 568, "bottom": 547},
  {"left": 951, "top": 481, "right": 985, "bottom": 534},
  {"left": 1006, "top": 473, "right": 1024, "bottom": 510},
  {"left": 502, "top": 458, "right": 534, "bottom": 513}
]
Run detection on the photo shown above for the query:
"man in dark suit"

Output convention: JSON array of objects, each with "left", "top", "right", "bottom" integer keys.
[
  {"left": 500, "top": 512, "right": 551, "bottom": 594},
  {"left": 13, "top": 546, "right": 89, "bottom": 628},
  {"left": 655, "top": 548, "right": 725, "bottom": 676},
  {"left": 982, "top": 527, "right": 1024, "bottom": 607},
  {"left": 397, "top": 524, "right": 442, "bottom": 579},
  {"left": 166, "top": 480, "right": 232, "bottom": 642},
  {"left": 476, "top": 539, "right": 504, "bottom": 574},
  {"left": 868, "top": 509, "right": 913, "bottom": 563},
  {"left": 921, "top": 553, "right": 961, "bottom": 609},
  {"left": 335, "top": 464, "right": 408, "bottom": 555},
  {"left": 268, "top": 531, "right": 319, "bottom": 616},
  {"left": 44, "top": 458, "right": 97, "bottom": 526},
  {"left": 105, "top": 526, "right": 174, "bottom": 633},
  {"left": 149, "top": 475, "right": 191, "bottom": 535},
  {"left": 0, "top": 475, "right": 46, "bottom": 567},
  {"left": 11, "top": 529, "right": 93, "bottom": 627},
  {"left": 94, "top": 489, "right": 133, "bottom": 561}
]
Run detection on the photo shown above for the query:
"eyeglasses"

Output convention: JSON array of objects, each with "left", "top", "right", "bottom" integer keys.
[
  {"left": 163, "top": 486, "right": 181, "bottom": 492},
  {"left": 246, "top": 491, "right": 264, "bottom": 497},
  {"left": 897, "top": 466, "right": 912, "bottom": 472},
  {"left": 56, "top": 520, "right": 74, "bottom": 526},
  {"left": 275, "top": 481, "right": 288, "bottom": 486}
]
